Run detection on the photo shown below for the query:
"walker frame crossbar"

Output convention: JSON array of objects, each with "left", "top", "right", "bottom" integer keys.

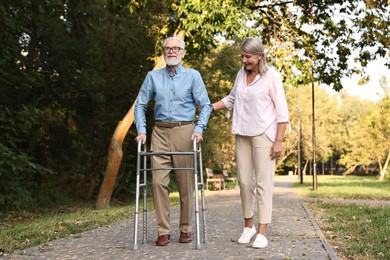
[{"left": 132, "top": 137, "right": 209, "bottom": 250}]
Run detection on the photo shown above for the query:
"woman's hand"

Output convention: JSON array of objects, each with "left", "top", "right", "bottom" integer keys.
[{"left": 270, "top": 141, "right": 282, "bottom": 160}]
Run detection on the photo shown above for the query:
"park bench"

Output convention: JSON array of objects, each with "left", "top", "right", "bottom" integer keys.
[{"left": 205, "top": 168, "right": 224, "bottom": 191}]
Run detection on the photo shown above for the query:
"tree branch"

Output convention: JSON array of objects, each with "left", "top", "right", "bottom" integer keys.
[{"left": 248, "top": 0, "right": 295, "bottom": 10}]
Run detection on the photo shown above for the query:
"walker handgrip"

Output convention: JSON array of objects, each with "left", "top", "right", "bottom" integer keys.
[
  {"left": 193, "top": 136, "right": 202, "bottom": 151},
  {"left": 137, "top": 138, "right": 144, "bottom": 152},
  {"left": 193, "top": 136, "right": 198, "bottom": 150}
]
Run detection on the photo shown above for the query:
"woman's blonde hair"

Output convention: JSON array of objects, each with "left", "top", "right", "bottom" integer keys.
[{"left": 240, "top": 36, "right": 269, "bottom": 76}]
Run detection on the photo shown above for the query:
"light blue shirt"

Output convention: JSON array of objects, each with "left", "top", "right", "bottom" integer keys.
[{"left": 135, "top": 65, "right": 212, "bottom": 134}]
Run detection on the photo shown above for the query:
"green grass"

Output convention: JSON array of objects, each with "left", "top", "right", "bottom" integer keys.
[
  {"left": 293, "top": 175, "right": 390, "bottom": 260},
  {"left": 293, "top": 175, "right": 390, "bottom": 201},
  {"left": 0, "top": 193, "right": 180, "bottom": 255},
  {"left": 307, "top": 202, "right": 390, "bottom": 260},
  {"left": 0, "top": 205, "right": 132, "bottom": 254}
]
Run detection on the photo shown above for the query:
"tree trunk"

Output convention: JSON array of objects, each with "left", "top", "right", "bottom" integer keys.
[
  {"left": 330, "top": 157, "right": 333, "bottom": 175},
  {"left": 303, "top": 160, "right": 309, "bottom": 176},
  {"left": 95, "top": 31, "right": 184, "bottom": 209},
  {"left": 378, "top": 149, "right": 390, "bottom": 182},
  {"left": 276, "top": 151, "right": 292, "bottom": 169},
  {"left": 95, "top": 103, "right": 136, "bottom": 209},
  {"left": 343, "top": 165, "right": 357, "bottom": 176}
]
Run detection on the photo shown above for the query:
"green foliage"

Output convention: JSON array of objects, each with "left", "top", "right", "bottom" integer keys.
[
  {"left": 338, "top": 94, "right": 388, "bottom": 175},
  {"left": 170, "top": 0, "right": 390, "bottom": 91},
  {"left": 0, "top": 0, "right": 164, "bottom": 209},
  {"left": 1, "top": 0, "right": 390, "bottom": 211},
  {"left": 284, "top": 84, "right": 342, "bottom": 173},
  {"left": 0, "top": 105, "right": 54, "bottom": 210},
  {"left": 295, "top": 1, "right": 390, "bottom": 90},
  {"left": 170, "top": 0, "right": 253, "bottom": 54},
  {"left": 0, "top": 143, "right": 36, "bottom": 210}
]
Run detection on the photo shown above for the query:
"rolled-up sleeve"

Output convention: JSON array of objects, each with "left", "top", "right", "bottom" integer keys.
[
  {"left": 134, "top": 73, "right": 153, "bottom": 135},
  {"left": 270, "top": 72, "right": 289, "bottom": 124},
  {"left": 268, "top": 71, "right": 291, "bottom": 136},
  {"left": 192, "top": 71, "right": 212, "bottom": 134},
  {"left": 222, "top": 71, "right": 239, "bottom": 109}
]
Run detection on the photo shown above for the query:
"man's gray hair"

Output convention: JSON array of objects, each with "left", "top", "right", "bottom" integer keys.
[{"left": 162, "top": 36, "right": 185, "bottom": 50}]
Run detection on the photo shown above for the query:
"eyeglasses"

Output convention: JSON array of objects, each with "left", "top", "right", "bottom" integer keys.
[{"left": 163, "top": 46, "right": 183, "bottom": 53}]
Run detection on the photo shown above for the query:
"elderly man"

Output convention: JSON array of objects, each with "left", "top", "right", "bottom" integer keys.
[{"left": 134, "top": 36, "right": 212, "bottom": 246}]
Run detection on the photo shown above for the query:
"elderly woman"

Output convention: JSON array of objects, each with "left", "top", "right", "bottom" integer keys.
[{"left": 211, "top": 36, "right": 290, "bottom": 249}]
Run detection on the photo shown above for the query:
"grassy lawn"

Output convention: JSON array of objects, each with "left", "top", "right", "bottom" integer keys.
[
  {"left": 0, "top": 194, "right": 180, "bottom": 255},
  {"left": 0, "top": 204, "right": 134, "bottom": 254},
  {"left": 293, "top": 175, "right": 390, "bottom": 201},
  {"left": 293, "top": 175, "right": 390, "bottom": 260}
]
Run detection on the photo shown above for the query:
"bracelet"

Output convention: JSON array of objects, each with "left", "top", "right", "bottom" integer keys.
[{"left": 211, "top": 104, "right": 215, "bottom": 112}]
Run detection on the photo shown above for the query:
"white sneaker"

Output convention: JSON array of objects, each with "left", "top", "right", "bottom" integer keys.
[
  {"left": 252, "top": 234, "right": 268, "bottom": 248},
  {"left": 237, "top": 226, "right": 257, "bottom": 244}
]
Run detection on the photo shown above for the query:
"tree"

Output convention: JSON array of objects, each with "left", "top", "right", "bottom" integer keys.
[
  {"left": 2, "top": 0, "right": 389, "bottom": 209},
  {"left": 338, "top": 96, "right": 376, "bottom": 175},
  {"left": 285, "top": 84, "right": 342, "bottom": 174},
  {"left": 338, "top": 86, "right": 390, "bottom": 180},
  {"left": 0, "top": 0, "right": 160, "bottom": 209},
  {"left": 163, "top": 1, "right": 390, "bottom": 90},
  {"left": 367, "top": 75, "right": 390, "bottom": 181},
  {"left": 98, "top": 0, "right": 390, "bottom": 207}
]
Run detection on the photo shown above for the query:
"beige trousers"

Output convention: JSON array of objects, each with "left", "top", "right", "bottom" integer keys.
[
  {"left": 235, "top": 133, "right": 275, "bottom": 224},
  {"left": 150, "top": 124, "right": 195, "bottom": 236}
]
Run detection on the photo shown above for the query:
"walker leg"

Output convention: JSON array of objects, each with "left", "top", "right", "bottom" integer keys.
[
  {"left": 142, "top": 166, "right": 148, "bottom": 244},
  {"left": 132, "top": 172, "right": 140, "bottom": 250},
  {"left": 193, "top": 142, "right": 201, "bottom": 249},
  {"left": 198, "top": 150, "right": 209, "bottom": 244},
  {"left": 142, "top": 145, "right": 148, "bottom": 244},
  {"left": 133, "top": 141, "right": 144, "bottom": 250}
]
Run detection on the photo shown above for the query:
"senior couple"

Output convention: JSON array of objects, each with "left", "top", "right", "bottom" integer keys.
[{"left": 134, "top": 36, "right": 289, "bottom": 249}]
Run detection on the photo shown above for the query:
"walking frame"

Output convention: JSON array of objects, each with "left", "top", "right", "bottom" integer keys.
[{"left": 132, "top": 137, "right": 209, "bottom": 250}]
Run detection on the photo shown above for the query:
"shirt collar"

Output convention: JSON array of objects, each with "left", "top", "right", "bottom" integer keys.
[{"left": 165, "top": 64, "right": 183, "bottom": 76}]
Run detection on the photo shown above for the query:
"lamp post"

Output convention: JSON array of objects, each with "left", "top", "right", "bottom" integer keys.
[
  {"left": 295, "top": 105, "right": 303, "bottom": 184},
  {"left": 311, "top": 77, "right": 317, "bottom": 190}
]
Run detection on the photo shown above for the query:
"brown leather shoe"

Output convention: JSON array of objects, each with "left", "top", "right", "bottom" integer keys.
[
  {"left": 156, "top": 234, "right": 170, "bottom": 246},
  {"left": 179, "top": 232, "right": 192, "bottom": 243}
]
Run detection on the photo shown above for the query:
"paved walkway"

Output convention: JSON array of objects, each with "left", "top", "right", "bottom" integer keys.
[{"left": 6, "top": 176, "right": 338, "bottom": 260}]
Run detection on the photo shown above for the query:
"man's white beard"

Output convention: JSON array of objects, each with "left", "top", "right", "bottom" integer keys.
[{"left": 165, "top": 56, "right": 182, "bottom": 66}]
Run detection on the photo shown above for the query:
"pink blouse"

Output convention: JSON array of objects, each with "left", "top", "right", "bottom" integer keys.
[{"left": 221, "top": 66, "right": 290, "bottom": 142}]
